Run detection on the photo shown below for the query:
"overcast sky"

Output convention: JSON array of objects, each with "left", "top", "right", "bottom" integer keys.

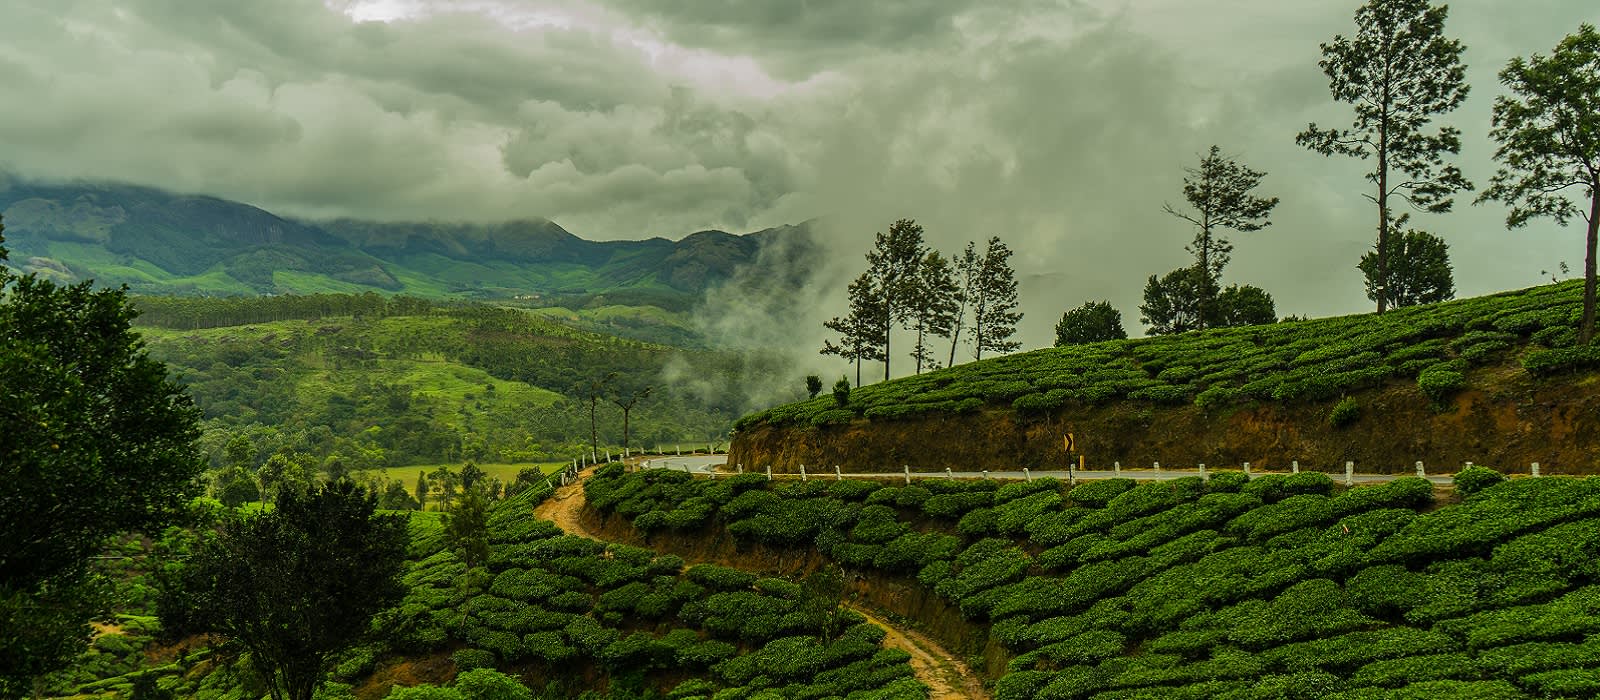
[{"left": 1, "top": 0, "right": 1597, "bottom": 350}]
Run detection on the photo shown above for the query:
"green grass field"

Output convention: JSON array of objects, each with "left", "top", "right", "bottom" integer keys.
[{"left": 368, "top": 462, "right": 567, "bottom": 489}]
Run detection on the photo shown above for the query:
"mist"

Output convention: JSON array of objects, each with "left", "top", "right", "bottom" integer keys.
[{"left": 1, "top": 0, "right": 1596, "bottom": 371}]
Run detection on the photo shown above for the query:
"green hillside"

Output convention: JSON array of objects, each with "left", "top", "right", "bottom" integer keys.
[
  {"left": 131, "top": 294, "right": 784, "bottom": 472},
  {"left": 586, "top": 465, "right": 1600, "bottom": 699},
  {"left": 0, "top": 181, "right": 815, "bottom": 308},
  {"left": 39, "top": 487, "right": 930, "bottom": 699},
  {"left": 739, "top": 279, "right": 1599, "bottom": 431}
]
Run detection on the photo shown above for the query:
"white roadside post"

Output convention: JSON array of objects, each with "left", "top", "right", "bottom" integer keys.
[
  {"left": 945, "top": 467, "right": 954, "bottom": 480},
  {"left": 676, "top": 445, "right": 681, "bottom": 456},
  {"left": 835, "top": 465, "right": 842, "bottom": 480},
  {"left": 1345, "top": 461, "right": 1355, "bottom": 487},
  {"left": 1154, "top": 461, "right": 1161, "bottom": 473},
  {"left": 1023, "top": 468, "right": 1032, "bottom": 482},
  {"left": 904, "top": 465, "right": 911, "bottom": 485},
  {"left": 1532, "top": 462, "right": 1542, "bottom": 477},
  {"left": 1114, "top": 461, "right": 1121, "bottom": 476},
  {"left": 982, "top": 469, "right": 990, "bottom": 480},
  {"left": 1243, "top": 462, "right": 1251, "bottom": 477},
  {"left": 1292, "top": 460, "right": 1300, "bottom": 474},
  {"left": 736, "top": 463, "right": 743, "bottom": 474},
  {"left": 800, "top": 464, "right": 807, "bottom": 482},
  {"left": 1198, "top": 463, "right": 1207, "bottom": 481},
  {"left": 1416, "top": 461, "right": 1426, "bottom": 478},
  {"left": 765, "top": 465, "right": 772, "bottom": 481}
]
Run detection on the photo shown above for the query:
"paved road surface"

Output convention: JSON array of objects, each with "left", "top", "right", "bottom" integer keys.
[{"left": 642, "top": 456, "right": 1458, "bottom": 485}]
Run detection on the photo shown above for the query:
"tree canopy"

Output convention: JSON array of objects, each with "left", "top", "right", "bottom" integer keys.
[
  {"left": 1479, "top": 24, "right": 1600, "bottom": 343},
  {"left": 158, "top": 481, "right": 409, "bottom": 700},
  {"left": 0, "top": 214, "right": 205, "bottom": 694},
  {"left": 1358, "top": 216, "right": 1456, "bottom": 309},
  {"left": 1055, "top": 301, "right": 1128, "bottom": 346}
]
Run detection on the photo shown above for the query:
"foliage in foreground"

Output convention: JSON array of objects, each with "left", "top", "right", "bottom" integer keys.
[
  {"left": 46, "top": 481, "right": 928, "bottom": 700},
  {"left": 590, "top": 464, "right": 1600, "bottom": 699},
  {"left": 0, "top": 214, "right": 206, "bottom": 695}
]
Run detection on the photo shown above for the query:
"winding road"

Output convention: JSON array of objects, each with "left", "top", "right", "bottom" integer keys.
[{"left": 532, "top": 467, "right": 990, "bottom": 700}]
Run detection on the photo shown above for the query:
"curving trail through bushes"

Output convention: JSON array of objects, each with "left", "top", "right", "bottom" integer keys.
[{"left": 533, "top": 468, "right": 990, "bottom": 700}]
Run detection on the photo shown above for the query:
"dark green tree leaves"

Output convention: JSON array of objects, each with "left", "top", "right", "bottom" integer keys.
[
  {"left": 1479, "top": 24, "right": 1600, "bottom": 343},
  {"left": 159, "top": 481, "right": 408, "bottom": 700},
  {"left": 1298, "top": 0, "right": 1472, "bottom": 313},
  {"left": 1163, "top": 146, "right": 1279, "bottom": 329},
  {"left": 1358, "top": 218, "right": 1456, "bottom": 309},
  {"left": 1055, "top": 301, "right": 1127, "bottom": 346},
  {"left": 0, "top": 214, "right": 205, "bottom": 694}
]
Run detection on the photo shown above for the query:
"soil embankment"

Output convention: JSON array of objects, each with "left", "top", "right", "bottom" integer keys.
[
  {"left": 731, "top": 376, "right": 1600, "bottom": 475},
  {"left": 534, "top": 473, "right": 992, "bottom": 700}
]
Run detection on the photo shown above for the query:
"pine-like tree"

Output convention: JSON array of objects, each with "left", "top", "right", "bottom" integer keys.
[
  {"left": 822, "top": 272, "right": 887, "bottom": 387},
  {"left": 1163, "top": 146, "right": 1279, "bottom": 328},
  {"left": 906, "top": 250, "right": 960, "bottom": 374},
  {"left": 1298, "top": 0, "right": 1473, "bottom": 314},
  {"left": 970, "top": 237, "right": 1023, "bottom": 360},
  {"left": 946, "top": 242, "right": 979, "bottom": 368},
  {"left": 864, "top": 219, "right": 929, "bottom": 380},
  {"left": 1357, "top": 215, "right": 1456, "bottom": 308}
]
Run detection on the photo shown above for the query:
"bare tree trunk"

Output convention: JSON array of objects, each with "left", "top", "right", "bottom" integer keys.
[
  {"left": 1583, "top": 188, "right": 1600, "bottom": 344},
  {"left": 1376, "top": 85, "right": 1392, "bottom": 315}
]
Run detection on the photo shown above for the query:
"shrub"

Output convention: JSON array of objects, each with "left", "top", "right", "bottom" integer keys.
[
  {"left": 1068, "top": 479, "right": 1137, "bottom": 508},
  {"left": 1328, "top": 397, "right": 1360, "bottom": 428},
  {"left": 832, "top": 376, "right": 851, "bottom": 406},
  {"left": 450, "top": 648, "right": 497, "bottom": 671},
  {"left": 452, "top": 668, "right": 533, "bottom": 700},
  {"left": 1453, "top": 466, "right": 1506, "bottom": 497},
  {"left": 1417, "top": 364, "right": 1467, "bottom": 404},
  {"left": 1281, "top": 472, "right": 1335, "bottom": 498},
  {"left": 1206, "top": 471, "right": 1249, "bottom": 493}
]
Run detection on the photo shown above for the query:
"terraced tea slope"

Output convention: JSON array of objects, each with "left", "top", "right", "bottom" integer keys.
[{"left": 587, "top": 466, "right": 1600, "bottom": 699}]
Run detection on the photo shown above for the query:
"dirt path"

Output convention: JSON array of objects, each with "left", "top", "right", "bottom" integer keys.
[{"left": 532, "top": 469, "right": 990, "bottom": 700}]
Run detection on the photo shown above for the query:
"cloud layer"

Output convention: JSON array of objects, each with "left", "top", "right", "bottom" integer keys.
[{"left": 1, "top": 0, "right": 1597, "bottom": 352}]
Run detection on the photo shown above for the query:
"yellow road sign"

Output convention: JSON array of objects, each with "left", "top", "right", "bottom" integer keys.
[{"left": 1063, "top": 433, "right": 1075, "bottom": 453}]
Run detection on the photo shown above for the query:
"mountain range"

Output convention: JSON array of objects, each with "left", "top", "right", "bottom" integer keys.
[{"left": 0, "top": 180, "right": 812, "bottom": 308}]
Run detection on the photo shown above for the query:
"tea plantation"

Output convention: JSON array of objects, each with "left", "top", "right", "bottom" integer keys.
[
  {"left": 586, "top": 465, "right": 1600, "bottom": 699},
  {"left": 738, "top": 279, "right": 1600, "bottom": 429},
  {"left": 41, "top": 485, "right": 929, "bottom": 700}
]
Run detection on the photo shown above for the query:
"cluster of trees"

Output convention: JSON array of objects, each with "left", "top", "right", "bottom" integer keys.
[
  {"left": 822, "top": 219, "right": 1022, "bottom": 385},
  {"left": 1060, "top": 5, "right": 1600, "bottom": 346}
]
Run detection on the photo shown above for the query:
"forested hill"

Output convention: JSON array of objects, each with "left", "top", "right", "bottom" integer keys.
[
  {"left": 0, "top": 180, "right": 815, "bottom": 306},
  {"left": 131, "top": 294, "right": 795, "bottom": 472}
]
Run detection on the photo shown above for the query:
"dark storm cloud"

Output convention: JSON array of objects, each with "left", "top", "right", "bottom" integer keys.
[{"left": 0, "top": 0, "right": 1596, "bottom": 357}]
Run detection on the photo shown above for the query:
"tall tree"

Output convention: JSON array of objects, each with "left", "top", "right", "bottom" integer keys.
[
  {"left": 609, "top": 385, "right": 652, "bottom": 454},
  {"left": 947, "top": 242, "right": 979, "bottom": 368},
  {"left": 1357, "top": 215, "right": 1456, "bottom": 308},
  {"left": 159, "top": 482, "right": 408, "bottom": 700},
  {"left": 969, "top": 237, "right": 1023, "bottom": 360},
  {"left": 1163, "top": 146, "right": 1279, "bottom": 329},
  {"left": 821, "top": 272, "right": 887, "bottom": 387},
  {"left": 1, "top": 214, "right": 205, "bottom": 695},
  {"left": 906, "top": 250, "right": 960, "bottom": 374},
  {"left": 582, "top": 372, "right": 617, "bottom": 460},
  {"left": 1297, "top": 0, "right": 1473, "bottom": 314},
  {"left": 1056, "top": 301, "right": 1128, "bottom": 346},
  {"left": 1479, "top": 24, "right": 1600, "bottom": 343},
  {"left": 864, "top": 219, "right": 928, "bottom": 380}
]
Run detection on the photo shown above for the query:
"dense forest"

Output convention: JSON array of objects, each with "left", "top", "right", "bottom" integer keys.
[{"left": 132, "top": 293, "right": 795, "bottom": 473}]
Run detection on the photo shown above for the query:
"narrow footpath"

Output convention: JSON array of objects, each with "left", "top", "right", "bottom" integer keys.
[{"left": 532, "top": 469, "right": 990, "bottom": 700}]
